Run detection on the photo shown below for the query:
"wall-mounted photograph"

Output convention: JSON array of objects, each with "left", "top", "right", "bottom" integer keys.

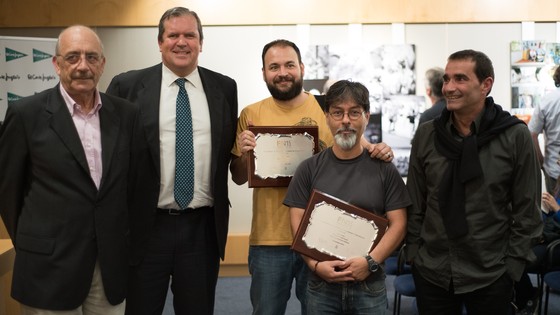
[{"left": 302, "top": 44, "right": 418, "bottom": 176}]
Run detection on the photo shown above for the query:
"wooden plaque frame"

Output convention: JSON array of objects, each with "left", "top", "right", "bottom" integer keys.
[
  {"left": 248, "top": 126, "right": 319, "bottom": 188},
  {"left": 291, "top": 189, "right": 389, "bottom": 262}
]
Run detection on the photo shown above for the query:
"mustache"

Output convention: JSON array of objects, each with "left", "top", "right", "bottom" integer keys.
[
  {"left": 71, "top": 72, "right": 94, "bottom": 80},
  {"left": 274, "top": 75, "right": 294, "bottom": 83},
  {"left": 336, "top": 126, "right": 357, "bottom": 134}
]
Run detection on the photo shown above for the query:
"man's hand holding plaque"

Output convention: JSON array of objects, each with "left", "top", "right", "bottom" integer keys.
[
  {"left": 283, "top": 80, "right": 410, "bottom": 308},
  {"left": 291, "top": 190, "right": 389, "bottom": 263}
]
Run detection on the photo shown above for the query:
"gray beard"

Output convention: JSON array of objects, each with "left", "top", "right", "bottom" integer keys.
[{"left": 334, "top": 132, "right": 357, "bottom": 150}]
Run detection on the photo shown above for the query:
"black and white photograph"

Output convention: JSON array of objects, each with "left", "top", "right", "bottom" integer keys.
[{"left": 303, "top": 43, "right": 418, "bottom": 175}]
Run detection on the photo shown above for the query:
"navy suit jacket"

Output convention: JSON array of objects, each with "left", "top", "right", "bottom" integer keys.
[
  {"left": 0, "top": 85, "right": 139, "bottom": 309},
  {"left": 106, "top": 64, "right": 238, "bottom": 263}
]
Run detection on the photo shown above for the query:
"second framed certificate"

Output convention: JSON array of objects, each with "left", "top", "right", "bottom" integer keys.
[
  {"left": 291, "top": 190, "right": 389, "bottom": 262},
  {"left": 248, "top": 126, "right": 319, "bottom": 187}
]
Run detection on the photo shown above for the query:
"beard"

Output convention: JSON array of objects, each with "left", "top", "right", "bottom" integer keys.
[
  {"left": 334, "top": 127, "right": 358, "bottom": 150},
  {"left": 266, "top": 75, "right": 304, "bottom": 101}
]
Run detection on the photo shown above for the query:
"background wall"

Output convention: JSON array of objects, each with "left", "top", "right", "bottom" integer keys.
[
  {"left": 1, "top": 22, "right": 559, "bottom": 233},
  {"left": 1, "top": 0, "right": 559, "bottom": 26}
]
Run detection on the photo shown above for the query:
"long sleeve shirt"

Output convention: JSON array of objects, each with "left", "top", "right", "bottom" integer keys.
[{"left": 406, "top": 101, "right": 543, "bottom": 293}]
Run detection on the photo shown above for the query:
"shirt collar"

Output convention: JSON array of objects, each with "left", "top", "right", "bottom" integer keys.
[
  {"left": 447, "top": 106, "right": 486, "bottom": 139},
  {"left": 162, "top": 64, "right": 202, "bottom": 89},
  {"left": 59, "top": 84, "right": 102, "bottom": 116}
]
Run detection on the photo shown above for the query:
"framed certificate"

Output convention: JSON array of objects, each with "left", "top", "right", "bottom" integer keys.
[
  {"left": 248, "top": 126, "right": 319, "bottom": 187},
  {"left": 291, "top": 190, "right": 389, "bottom": 262}
]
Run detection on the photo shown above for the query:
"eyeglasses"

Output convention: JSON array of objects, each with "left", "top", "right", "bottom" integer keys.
[
  {"left": 57, "top": 53, "right": 102, "bottom": 65},
  {"left": 328, "top": 109, "right": 365, "bottom": 121}
]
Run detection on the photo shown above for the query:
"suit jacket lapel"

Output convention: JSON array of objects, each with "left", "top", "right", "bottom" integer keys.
[
  {"left": 47, "top": 86, "right": 91, "bottom": 178},
  {"left": 138, "top": 65, "right": 163, "bottom": 178},
  {"left": 199, "top": 67, "right": 224, "bottom": 180},
  {"left": 98, "top": 95, "right": 120, "bottom": 191}
]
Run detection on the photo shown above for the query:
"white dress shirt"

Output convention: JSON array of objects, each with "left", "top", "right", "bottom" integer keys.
[{"left": 158, "top": 65, "right": 213, "bottom": 209}]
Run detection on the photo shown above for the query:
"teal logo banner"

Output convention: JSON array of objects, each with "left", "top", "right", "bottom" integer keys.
[
  {"left": 32, "top": 48, "right": 52, "bottom": 62},
  {"left": 5, "top": 48, "right": 27, "bottom": 62},
  {"left": 7, "top": 92, "right": 24, "bottom": 103}
]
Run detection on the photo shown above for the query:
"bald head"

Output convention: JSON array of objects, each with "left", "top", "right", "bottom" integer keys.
[
  {"left": 55, "top": 25, "right": 104, "bottom": 56},
  {"left": 53, "top": 25, "right": 106, "bottom": 106}
]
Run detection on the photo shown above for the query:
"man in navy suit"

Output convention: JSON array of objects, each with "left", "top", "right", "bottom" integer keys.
[
  {"left": 106, "top": 7, "right": 238, "bottom": 315},
  {"left": 0, "top": 25, "right": 138, "bottom": 314}
]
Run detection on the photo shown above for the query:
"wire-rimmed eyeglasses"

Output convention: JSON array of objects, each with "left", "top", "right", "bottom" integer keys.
[{"left": 57, "top": 53, "right": 102, "bottom": 65}]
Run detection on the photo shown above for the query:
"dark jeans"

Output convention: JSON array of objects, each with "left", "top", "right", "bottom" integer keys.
[
  {"left": 125, "top": 209, "right": 220, "bottom": 315},
  {"left": 248, "top": 246, "right": 308, "bottom": 315},
  {"left": 306, "top": 271, "right": 387, "bottom": 314},
  {"left": 413, "top": 266, "right": 513, "bottom": 315}
]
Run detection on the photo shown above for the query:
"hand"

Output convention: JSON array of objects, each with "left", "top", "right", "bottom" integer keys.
[
  {"left": 338, "top": 256, "right": 371, "bottom": 282},
  {"left": 315, "top": 260, "right": 354, "bottom": 283},
  {"left": 366, "top": 142, "right": 394, "bottom": 162},
  {"left": 237, "top": 130, "right": 256, "bottom": 155},
  {"left": 542, "top": 192, "right": 560, "bottom": 213}
]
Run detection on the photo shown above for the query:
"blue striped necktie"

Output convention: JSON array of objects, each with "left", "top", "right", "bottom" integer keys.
[{"left": 174, "top": 78, "right": 194, "bottom": 209}]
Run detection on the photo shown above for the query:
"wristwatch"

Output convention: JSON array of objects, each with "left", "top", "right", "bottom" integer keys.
[{"left": 364, "top": 254, "right": 379, "bottom": 273}]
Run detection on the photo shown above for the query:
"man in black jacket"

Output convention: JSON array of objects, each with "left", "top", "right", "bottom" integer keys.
[
  {"left": 106, "top": 7, "right": 238, "bottom": 315},
  {"left": 0, "top": 25, "right": 138, "bottom": 314}
]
